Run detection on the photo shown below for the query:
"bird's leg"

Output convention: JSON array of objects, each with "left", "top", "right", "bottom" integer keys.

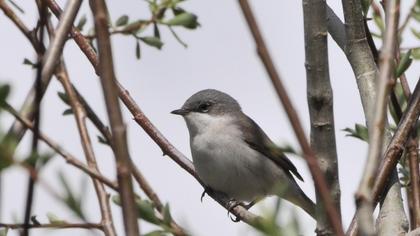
[
  {"left": 226, "top": 197, "right": 263, "bottom": 222},
  {"left": 244, "top": 197, "right": 263, "bottom": 210},
  {"left": 226, "top": 199, "right": 247, "bottom": 222}
]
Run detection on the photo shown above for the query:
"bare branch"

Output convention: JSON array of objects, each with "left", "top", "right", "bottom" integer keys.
[
  {"left": 0, "top": 223, "right": 102, "bottom": 230},
  {"left": 22, "top": 2, "right": 47, "bottom": 234},
  {"left": 3, "top": 102, "right": 118, "bottom": 191},
  {"left": 407, "top": 135, "right": 420, "bottom": 229},
  {"left": 56, "top": 60, "right": 117, "bottom": 236},
  {"left": 90, "top": 1, "right": 140, "bottom": 235},
  {"left": 348, "top": 77, "right": 420, "bottom": 235},
  {"left": 303, "top": 0, "right": 341, "bottom": 235},
  {"left": 326, "top": 6, "right": 346, "bottom": 52},
  {"left": 355, "top": 0, "right": 401, "bottom": 235}
]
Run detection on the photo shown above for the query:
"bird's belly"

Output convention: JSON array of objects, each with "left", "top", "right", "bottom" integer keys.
[{"left": 191, "top": 133, "right": 284, "bottom": 201}]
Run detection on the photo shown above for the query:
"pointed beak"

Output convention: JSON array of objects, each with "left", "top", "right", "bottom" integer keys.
[{"left": 171, "top": 108, "right": 189, "bottom": 116}]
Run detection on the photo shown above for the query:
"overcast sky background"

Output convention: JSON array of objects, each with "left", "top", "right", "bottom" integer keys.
[{"left": 1, "top": 0, "right": 419, "bottom": 235}]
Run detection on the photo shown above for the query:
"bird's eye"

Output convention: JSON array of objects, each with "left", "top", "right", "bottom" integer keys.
[{"left": 198, "top": 103, "right": 211, "bottom": 112}]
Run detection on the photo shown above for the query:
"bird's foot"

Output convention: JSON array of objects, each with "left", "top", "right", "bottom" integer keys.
[{"left": 226, "top": 199, "right": 248, "bottom": 222}]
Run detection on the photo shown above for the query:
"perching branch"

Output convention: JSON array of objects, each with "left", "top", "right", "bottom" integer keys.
[
  {"left": 237, "top": 0, "right": 344, "bottom": 235},
  {"left": 90, "top": 1, "right": 140, "bottom": 236},
  {"left": 302, "top": 0, "right": 341, "bottom": 235}
]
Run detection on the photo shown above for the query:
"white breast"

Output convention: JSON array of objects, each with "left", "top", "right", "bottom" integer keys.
[{"left": 184, "top": 113, "right": 291, "bottom": 201}]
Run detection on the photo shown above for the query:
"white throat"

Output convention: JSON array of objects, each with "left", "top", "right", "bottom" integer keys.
[{"left": 183, "top": 112, "right": 236, "bottom": 138}]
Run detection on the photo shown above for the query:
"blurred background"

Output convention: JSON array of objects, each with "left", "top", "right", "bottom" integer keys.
[{"left": 0, "top": 0, "right": 419, "bottom": 235}]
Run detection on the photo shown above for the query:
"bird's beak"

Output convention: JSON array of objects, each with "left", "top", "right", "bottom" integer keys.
[{"left": 171, "top": 108, "right": 189, "bottom": 116}]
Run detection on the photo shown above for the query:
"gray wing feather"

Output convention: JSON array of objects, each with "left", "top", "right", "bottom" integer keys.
[{"left": 238, "top": 114, "right": 304, "bottom": 182}]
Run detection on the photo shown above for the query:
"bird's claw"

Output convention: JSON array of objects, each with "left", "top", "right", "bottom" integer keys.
[
  {"left": 200, "top": 190, "right": 207, "bottom": 203},
  {"left": 226, "top": 199, "right": 246, "bottom": 222}
]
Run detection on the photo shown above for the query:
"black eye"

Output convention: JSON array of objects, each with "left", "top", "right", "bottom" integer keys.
[{"left": 198, "top": 102, "right": 211, "bottom": 112}]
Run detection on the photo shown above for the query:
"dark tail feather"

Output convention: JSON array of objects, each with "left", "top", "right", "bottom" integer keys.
[{"left": 282, "top": 186, "right": 316, "bottom": 219}]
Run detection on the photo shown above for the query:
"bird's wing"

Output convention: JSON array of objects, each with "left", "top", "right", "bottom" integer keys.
[{"left": 238, "top": 114, "right": 304, "bottom": 182}]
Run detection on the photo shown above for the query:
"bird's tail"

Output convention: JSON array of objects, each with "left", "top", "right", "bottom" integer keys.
[
  {"left": 278, "top": 183, "right": 316, "bottom": 219},
  {"left": 285, "top": 190, "right": 316, "bottom": 219}
]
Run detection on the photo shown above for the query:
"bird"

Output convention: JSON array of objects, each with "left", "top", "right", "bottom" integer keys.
[{"left": 171, "top": 89, "right": 315, "bottom": 218}]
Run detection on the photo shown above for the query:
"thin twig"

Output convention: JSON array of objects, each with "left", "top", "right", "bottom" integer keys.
[
  {"left": 55, "top": 60, "right": 117, "bottom": 236},
  {"left": 22, "top": 2, "right": 46, "bottom": 235},
  {"left": 347, "top": 77, "right": 420, "bottom": 235},
  {"left": 0, "top": 223, "right": 102, "bottom": 230},
  {"left": 398, "top": 1, "right": 417, "bottom": 34},
  {"left": 238, "top": 0, "right": 344, "bottom": 235},
  {"left": 407, "top": 132, "right": 420, "bottom": 229},
  {"left": 3, "top": 102, "right": 118, "bottom": 191},
  {"left": 0, "top": 0, "right": 42, "bottom": 52},
  {"left": 90, "top": 1, "right": 140, "bottom": 236}
]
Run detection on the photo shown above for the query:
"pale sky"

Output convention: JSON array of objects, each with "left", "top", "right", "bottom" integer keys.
[{"left": 1, "top": 0, "right": 419, "bottom": 236}]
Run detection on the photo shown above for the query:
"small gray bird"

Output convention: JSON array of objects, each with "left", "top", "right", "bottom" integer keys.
[{"left": 171, "top": 89, "right": 315, "bottom": 218}]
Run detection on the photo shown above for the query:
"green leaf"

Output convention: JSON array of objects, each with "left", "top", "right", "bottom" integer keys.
[
  {"left": 140, "top": 36, "right": 163, "bottom": 49},
  {"left": 395, "top": 50, "right": 412, "bottom": 78},
  {"left": 76, "top": 15, "right": 87, "bottom": 31},
  {"left": 135, "top": 40, "right": 141, "bottom": 60},
  {"left": 58, "top": 171, "right": 86, "bottom": 220},
  {"left": 373, "top": 13, "right": 384, "bottom": 34},
  {"left": 153, "top": 23, "right": 160, "bottom": 39},
  {"left": 116, "top": 15, "right": 129, "bottom": 26},
  {"left": 136, "top": 198, "right": 160, "bottom": 225},
  {"left": 277, "top": 144, "right": 299, "bottom": 155},
  {"left": 0, "top": 136, "right": 17, "bottom": 172},
  {"left": 361, "top": 0, "right": 371, "bottom": 16},
  {"left": 113, "top": 195, "right": 162, "bottom": 225},
  {"left": 0, "top": 84, "right": 10, "bottom": 107},
  {"left": 62, "top": 108, "right": 73, "bottom": 116},
  {"left": 162, "top": 203, "right": 172, "bottom": 226},
  {"left": 97, "top": 135, "right": 110, "bottom": 146},
  {"left": 172, "top": 7, "right": 185, "bottom": 16},
  {"left": 343, "top": 124, "right": 369, "bottom": 142},
  {"left": 57, "top": 91, "right": 70, "bottom": 105},
  {"left": 168, "top": 26, "right": 188, "bottom": 48},
  {"left": 46, "top": 212, "right": 66, "bottom": 224},
  {"left": 23, "top": 58, "right": 37, "bottom": 68},
  {"left": 30, "top": 215, "right": 41, "bottom": 225},
  {"left": 0, "top": 228, "right": 8, "bottom": 236},
  {"left": 411, "top": 28, "right": 420, "bottom": 39},
  {"left": 23, "top": 152, "right": 54, "bottom": 168},
  {"left": 412, "top": 48, "right": 420, "bottom": 60},
  {"left": 114, "top": 195, "right": 160, "bottom": 224},
  {"left": 164, "top": 12, "right": 199, "bottom": 29},
  {"left": 143, "top": 230, "right": 167, "bottom": 236},
  {"left": 413, "top": 11, "right": 420, "bottom": 22}
]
